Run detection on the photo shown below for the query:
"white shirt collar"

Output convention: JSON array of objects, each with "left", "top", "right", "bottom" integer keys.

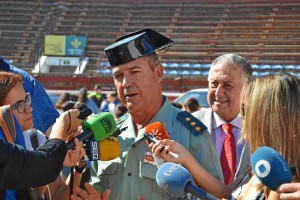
[{"left": 212, "top": 112, "right": 242, "bottom": 130}]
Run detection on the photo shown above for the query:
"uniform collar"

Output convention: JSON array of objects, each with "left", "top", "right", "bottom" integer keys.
[{"left": 125, "top": 96, "right": 174, "bottom": 142}]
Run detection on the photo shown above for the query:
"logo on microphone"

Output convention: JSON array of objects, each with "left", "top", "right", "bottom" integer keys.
[
  {"left": 255, "top": 160, "right": 271, "bottom": 178},
  {"left": 164, "top": 163, "right": 181, "bottom": 176},
  {"left": 91, "top": 141, "right": 100, "bottom": 160},
  {"left": 100, "top": 118, "right": 114, "bottom": 134}
]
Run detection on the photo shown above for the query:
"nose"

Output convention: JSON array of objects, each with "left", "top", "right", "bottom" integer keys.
[
  {"left": 24, "top": 103, "right": 33, "bottom": 113},
  {"left": 122, "top": 74, "right": 133, "bottom": 88},
  {"left": 215, "top": 84, "right": 224, "bottom": 97}
]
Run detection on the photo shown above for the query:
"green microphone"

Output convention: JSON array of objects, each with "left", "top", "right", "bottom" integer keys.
[{"left": 67, "top": 112, "right": 116, "bottom": 149}]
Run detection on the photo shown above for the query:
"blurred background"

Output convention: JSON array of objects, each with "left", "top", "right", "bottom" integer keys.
[{"left": 1, "top": 0, "right": 299, "bottom": 102}]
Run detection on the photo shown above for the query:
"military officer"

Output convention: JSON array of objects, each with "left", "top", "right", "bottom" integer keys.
[{"left": 88, "top": 28, "right": 223, "bottom": 200}]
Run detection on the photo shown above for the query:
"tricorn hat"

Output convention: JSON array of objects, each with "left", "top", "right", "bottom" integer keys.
[{"left": 104, "top": 28, "right": 175, "bottom": 67}]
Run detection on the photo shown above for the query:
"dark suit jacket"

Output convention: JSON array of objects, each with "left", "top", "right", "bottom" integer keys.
[
  {"left": 0, "top": 138, "right": 67, "bottom": 199},
  {"left": 193, "top": 108, "right": 250, "bottom": 180}
]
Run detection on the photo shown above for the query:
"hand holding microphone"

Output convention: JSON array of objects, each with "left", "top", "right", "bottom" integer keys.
[
  {"left": 64, "top": 138, "right": 86, "bottom": 167},
  {"left": 67, "top": 112, "right": 117, "bottom": 149},
  {"left": 50, "top": 109, "right": 82, "bottom": 141},
  {"left": 143, "top": 122, "right": 170, "bottom": 168},
  {"left": 277, "top": 182, "right": 300, "bottom": 199},
  {"left": 143, "top": 122, "right": 194, "bottom": 166},
  {"left": 150, "top": 139, "right": 193, "bottom": 167}
]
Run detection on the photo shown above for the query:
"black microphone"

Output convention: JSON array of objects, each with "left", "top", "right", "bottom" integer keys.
[
  {"left": 67, "top": 112, "right": 116, "bottom": 149},
  {"left": 111, "top": 127, "right": 121, "bottom": 138},
  {"left": 156, "top": 162, "right": 218, "bottom": 200},
  {"left": 77, "top": 108, "right": 92, "bottom": 120}
]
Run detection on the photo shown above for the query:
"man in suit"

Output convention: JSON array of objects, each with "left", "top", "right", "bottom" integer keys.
[{"left": 193, "top": 54, "right": 252, "bottom": 184}]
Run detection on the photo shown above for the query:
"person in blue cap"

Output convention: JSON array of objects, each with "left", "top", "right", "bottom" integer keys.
[
  {"left": 0, "top": 57, "right": 60, "bottom": 136},
  {"left": 74, "top": 28, "right": 223, "bottom": 200}
]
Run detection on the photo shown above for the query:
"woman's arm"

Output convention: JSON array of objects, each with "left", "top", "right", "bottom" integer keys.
[
  {"left": 150, "top": 139, "right": 232, "bottom": 199},
  {"left": 0, "top": 109, "right": 84, "bottom": 190}
]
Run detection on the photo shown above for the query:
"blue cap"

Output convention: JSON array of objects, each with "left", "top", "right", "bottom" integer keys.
[
  {"left": 104, "top": 28, "right": 175, "bottom": 67},
  {"left": 0, "top": 57, "right": 11, "bottom": 71}
]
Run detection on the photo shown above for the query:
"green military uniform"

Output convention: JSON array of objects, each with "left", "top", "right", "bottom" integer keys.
[{"left": 90, "top": 97, "right": 223, "bottom": 200}]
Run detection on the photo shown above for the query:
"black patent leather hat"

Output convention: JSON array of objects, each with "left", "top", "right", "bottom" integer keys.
[{"left": 104, "top": 28, "right": 175, "bottom": 67}]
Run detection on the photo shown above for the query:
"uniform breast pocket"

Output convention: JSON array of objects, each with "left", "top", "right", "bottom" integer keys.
[
  {"left": 140, "top": 162, "right": 157, "bottom": 180},
  {"left": 97, "top": 161, "right": 119, "bottom": 177},
  {"left": 95, "top": 161, "right": 120, "bottom": 190}
]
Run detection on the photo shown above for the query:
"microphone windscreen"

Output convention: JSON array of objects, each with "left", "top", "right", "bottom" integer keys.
[
  {"left": 145, "top": 122, "right": 169, "bottom": 145},
  {"left": 250, "top": 146, "right": 292, "bottom": 191},
  {"left": 99, "top": 137, "right": 121, "bottom": 161},
  {"left": 156, "top": 162, "right": 192, "bottom": 197},
  {"left": 83, "top": 137, "right": 121, "bottom": 161},
  {"left": 82, "top": 112, "right": 116, "bottom": 141}
]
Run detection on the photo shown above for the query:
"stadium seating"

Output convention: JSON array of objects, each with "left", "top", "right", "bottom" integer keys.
[{"left": 1, "top": 0, "right": 300, "bottom": 92}]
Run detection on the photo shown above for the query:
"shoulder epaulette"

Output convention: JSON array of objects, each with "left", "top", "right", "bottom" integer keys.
[{"left": 176, "top": 111, "right": 207, "bottom": 137}]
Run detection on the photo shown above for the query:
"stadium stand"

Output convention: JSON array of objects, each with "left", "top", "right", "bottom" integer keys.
[{"left": 1, "top": 0, "right": 300, "bottom": 92}]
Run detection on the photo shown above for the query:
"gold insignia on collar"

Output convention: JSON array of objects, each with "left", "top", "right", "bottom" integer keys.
[
  {"left": 195, "top": 126, "right": 201, "bottom": 131},
  {"left": 185, "top": 117, "right": 191, "bottom": 122},
  {"left": 191, "top": 122, "right": 196, "bottom": 126}
]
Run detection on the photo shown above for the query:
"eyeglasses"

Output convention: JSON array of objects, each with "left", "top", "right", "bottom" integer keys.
[{"left": 11, "top": 93, "right": 31, "bottom": 113}]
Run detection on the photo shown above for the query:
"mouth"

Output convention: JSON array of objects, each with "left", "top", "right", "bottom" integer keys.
[
  {"left": 125, "top": 93, "right": 138, "bottom": 99},
  {"left": 214, "top": 98, "right": 228, "bottom": 104}
]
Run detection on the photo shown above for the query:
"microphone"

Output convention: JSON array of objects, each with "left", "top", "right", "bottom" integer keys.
[
  {"left": 78, "top": 108, "right": 92, "bottom": 120},
  {"left": 145, "top": 122, "right": 169, "bottom": 145},
  {"left": 250, "top": 146, "right": 292, "bottom": 191},
  {"left": 156, "top": 162, "right": 218, "bottom": 200},
  {"left": 67, "top": 112, "right": 116, "bottom": 149},
  {"left": 111, "top": 127, "right": 121, "bottom": 138},
  {"left": 82, "top": 137, "right": 121, "bottom": 161},
  {"left": 144, "top": 122, "right": 169, "bottom": 168}
]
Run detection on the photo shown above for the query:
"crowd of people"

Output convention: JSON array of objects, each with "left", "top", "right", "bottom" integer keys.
[
  {"left": 1, "top": 28, "right": 300, "bottom": 200},
  {"left": 54, "top": 86, "right": 127, "bottom": 120}
]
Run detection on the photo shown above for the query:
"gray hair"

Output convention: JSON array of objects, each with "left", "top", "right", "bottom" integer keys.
[{"left": 208, "top": 54, "right": 253, "bottom": 83}]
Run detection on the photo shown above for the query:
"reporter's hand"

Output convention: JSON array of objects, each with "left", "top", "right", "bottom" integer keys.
[
  {"left": 149, "top": 139, "right": 192, "bottom": 166},
  {"left": 50, "top": 109, "right": 83, "bottom": 141},
  {"left": 70, "top": 183, "right": 111, "bottom": 200},
  {"left": 63, "top": 138, "right": 86, "bottom": 167},
  {"left": 277, "top": 183, "right": 300, "bottom": 199}
]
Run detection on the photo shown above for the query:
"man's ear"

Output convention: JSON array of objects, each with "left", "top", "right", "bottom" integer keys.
[{"left": 155, "top": 63, "right": 164, "bottom": 83}]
